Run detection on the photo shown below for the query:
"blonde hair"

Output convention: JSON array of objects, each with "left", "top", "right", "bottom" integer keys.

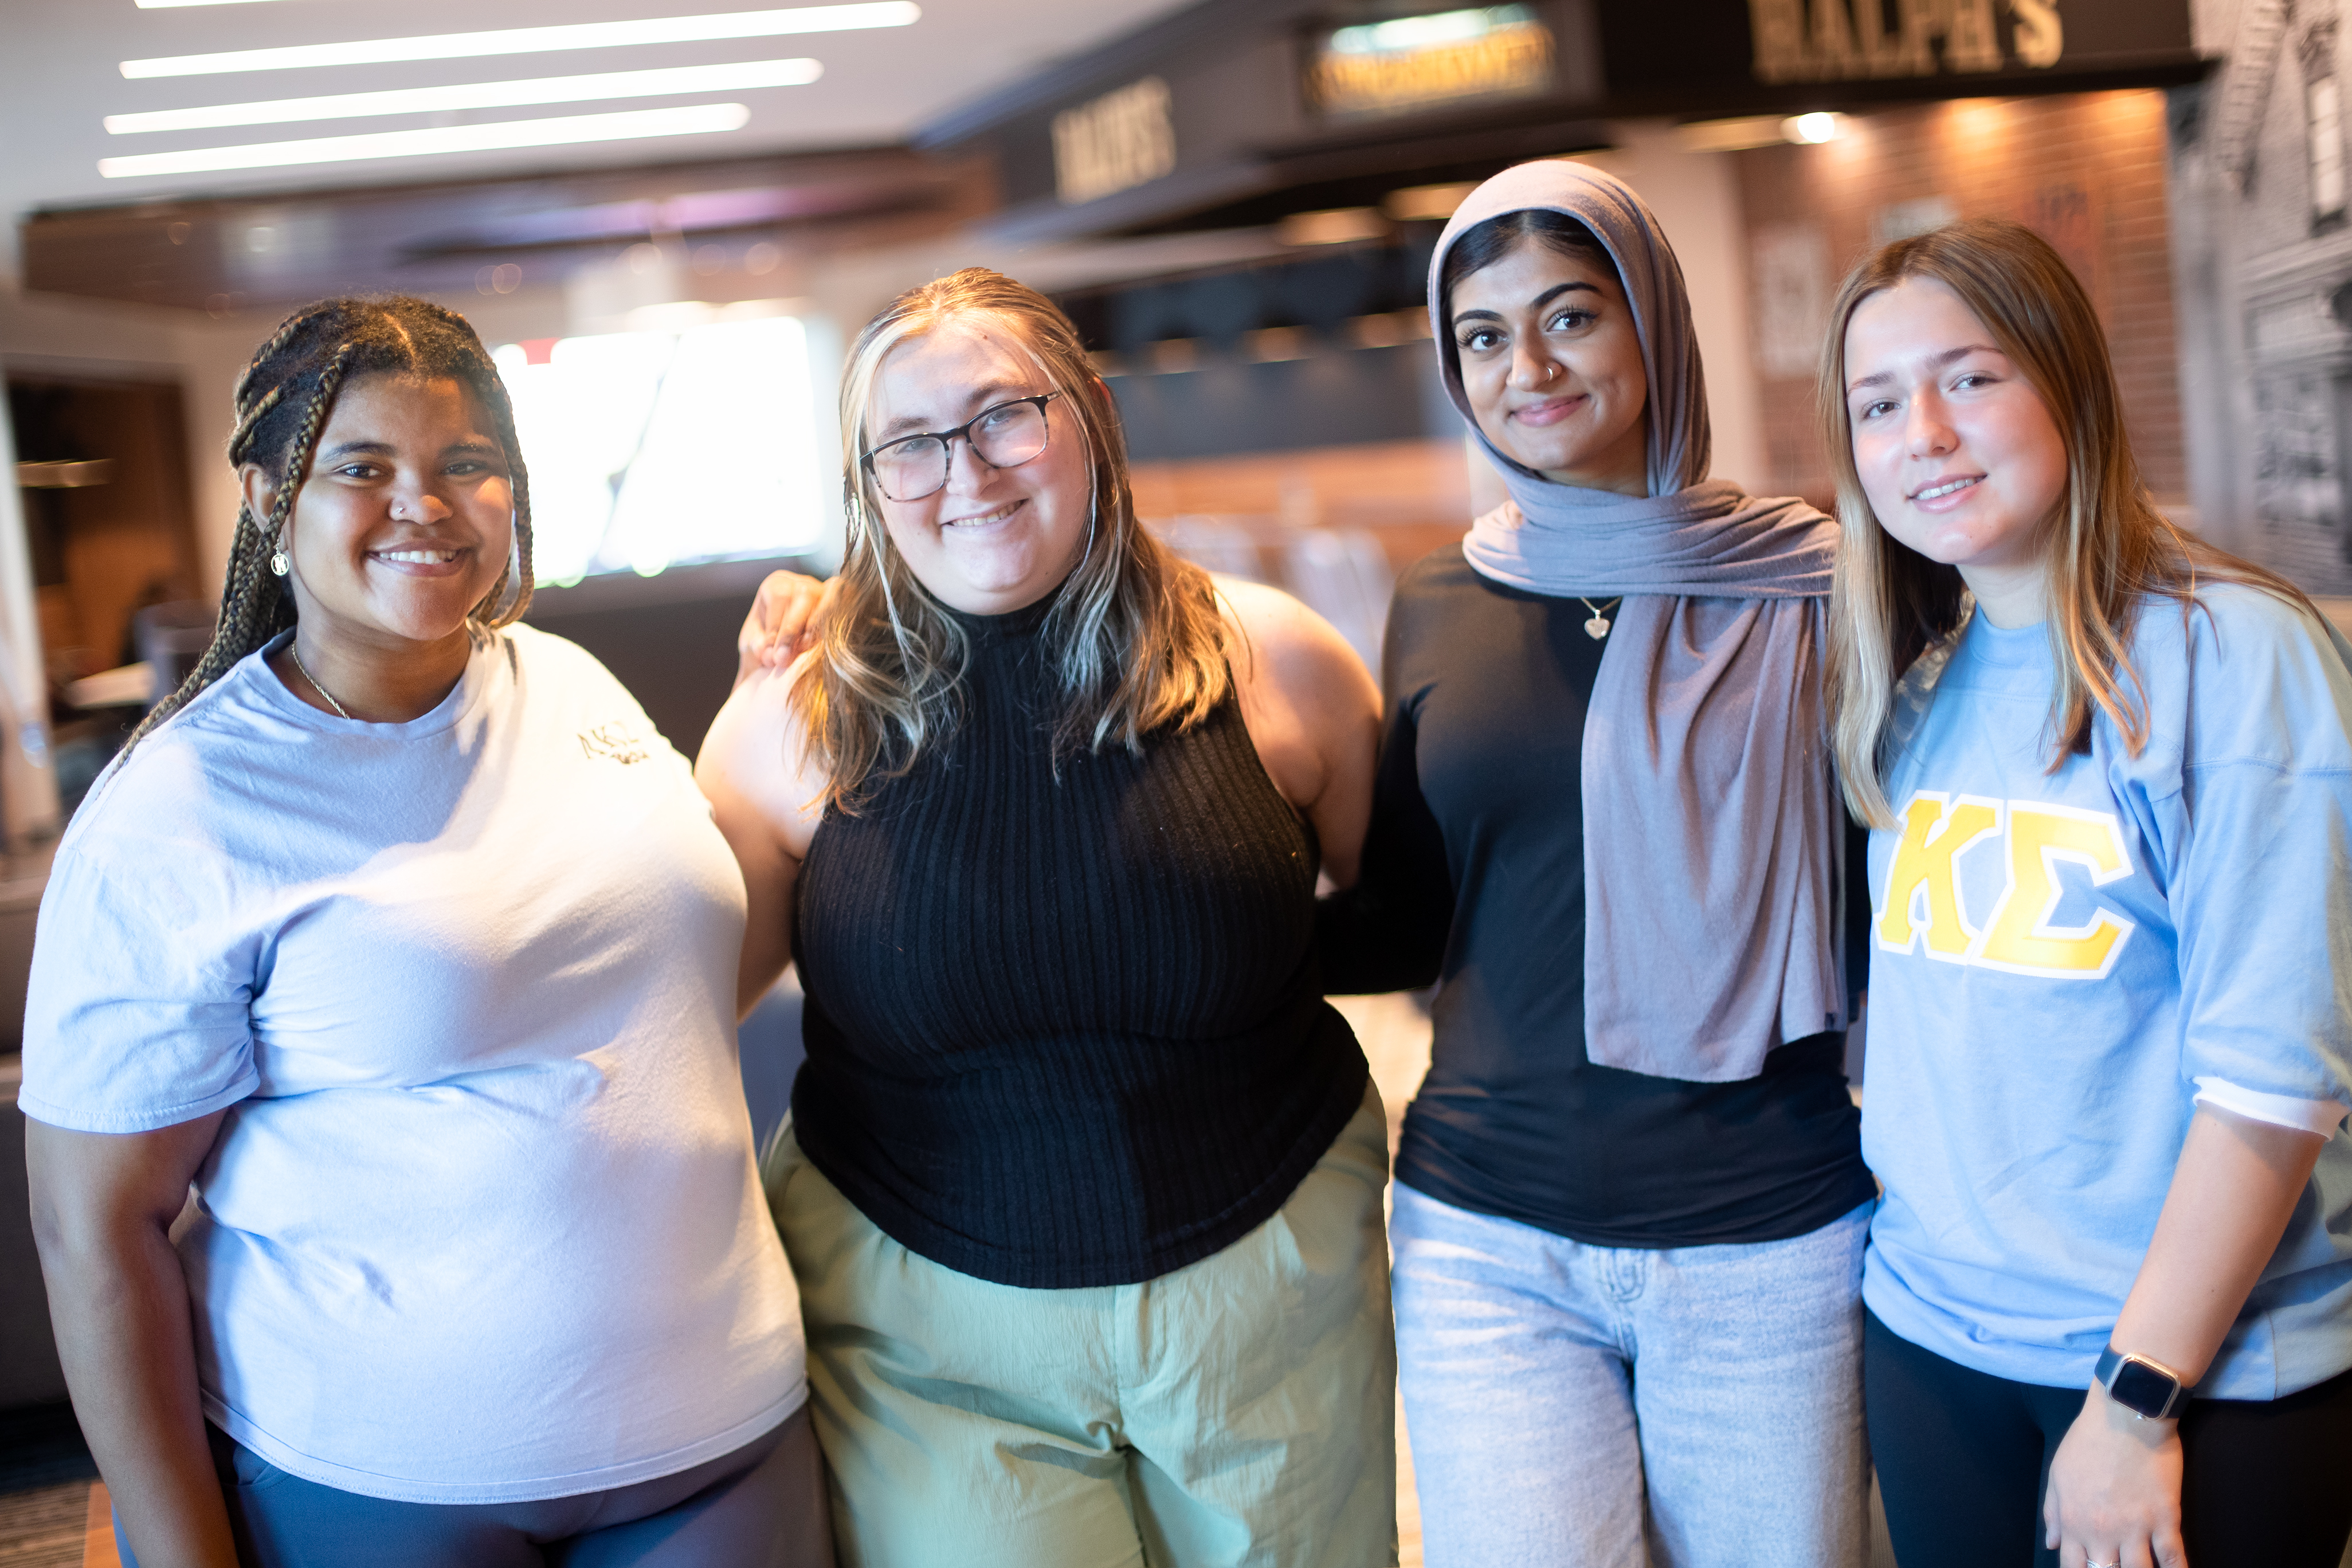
[
  {"left": 797, "top": 267, "right": 1230, "bottom": 810},
  {"left": 1820, "top": 218, "right": 2308, "bottom": 826}
]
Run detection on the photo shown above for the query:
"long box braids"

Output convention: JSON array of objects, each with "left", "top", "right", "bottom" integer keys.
[{"left": 121, "top": 296, "right": 534, "bottom": 756}]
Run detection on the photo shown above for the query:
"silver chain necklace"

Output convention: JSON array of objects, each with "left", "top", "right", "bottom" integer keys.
[
  {"left": 287, "top": 642, "right": 354, "bottom": 720},
  {"left": 1578, "top": 596, "right": 1625, "bottom": 640}
]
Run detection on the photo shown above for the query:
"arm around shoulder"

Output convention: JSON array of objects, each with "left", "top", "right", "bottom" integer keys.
[
  {"left": 696, "top": 653, "right": 832, "bottom": 1017},
  {"left": 1216, "top": 577, "right": 1382, "bottom": 889}
]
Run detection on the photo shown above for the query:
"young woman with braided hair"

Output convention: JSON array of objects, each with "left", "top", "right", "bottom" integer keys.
[{"left": 22, "top": 296, "right": 830, "bottom": 1567}]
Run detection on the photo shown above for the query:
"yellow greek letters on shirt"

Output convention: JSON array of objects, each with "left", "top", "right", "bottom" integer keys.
[
  {"left": 1877, "top": 792, "right": 2137, "bottom": 979},
  {"left": 1973, "top": 802, "right": 2135, "bottom": 977},
  {"left": 1876, "top": 792, "right": 2001, "bottom": 959}
]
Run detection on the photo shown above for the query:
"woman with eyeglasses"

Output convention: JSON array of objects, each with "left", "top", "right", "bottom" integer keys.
[{"left": 696, "top": 268, "right": 1393, "bottom": 1567}]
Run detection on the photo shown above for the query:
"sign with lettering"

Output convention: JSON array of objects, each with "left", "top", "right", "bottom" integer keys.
[
  {"left": 1600, "top": 0, "right": 2194, "bottom": 111},
  {"left": 952, "top": 0, "right": 2198, "bottom": 242},
  {"left": 1052, "top": 77, "right": 1177, "bottom": 206},
  {"left": 1307, "top": 5, "right": 1556, "bottom": 120},
  {"left": 1747, "top": 0, "right": 2063, "bottom": 84}
]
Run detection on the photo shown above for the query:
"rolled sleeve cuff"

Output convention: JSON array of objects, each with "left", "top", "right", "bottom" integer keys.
[{"left": 2192, "top": 1076, "right": 2350, "bottom": 1138}]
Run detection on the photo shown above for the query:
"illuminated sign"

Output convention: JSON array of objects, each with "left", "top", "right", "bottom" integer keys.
[
  {"left": 1746, "top": 0, "right": 2065, "bottom": 84},
  {"left": 1308, "top": 5, "right": 1555, "bottom": 120},
  {"left": 1052, "top": 76, "right": 1176, "bottom": 206}
]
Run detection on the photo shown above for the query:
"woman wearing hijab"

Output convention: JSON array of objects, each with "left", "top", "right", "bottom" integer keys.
[{"left": 1320, "top": 162, "right": 1875, "bottom": 1567}]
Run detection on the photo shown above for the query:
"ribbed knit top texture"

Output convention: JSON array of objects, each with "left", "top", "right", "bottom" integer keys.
[{"left": 790, "top": 593, "right": 1370, "bottom": 1289}]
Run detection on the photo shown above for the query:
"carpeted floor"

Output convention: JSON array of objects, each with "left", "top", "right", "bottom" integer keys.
[
  {"left": 0, "top": 1481, "right": 97, "bottom": 1567},
  {"left": 0, "top": 1403, "right": 104, "bottom": 1567}
]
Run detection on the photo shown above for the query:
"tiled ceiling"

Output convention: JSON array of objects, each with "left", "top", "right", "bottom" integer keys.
[{"left": 0, "top": 0, "right": 1200, "bottom": 271}]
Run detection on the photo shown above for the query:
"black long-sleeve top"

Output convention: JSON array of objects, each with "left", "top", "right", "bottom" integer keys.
[{"left": 1319, "top": 549, "right": 1874, "bottom": 1248}]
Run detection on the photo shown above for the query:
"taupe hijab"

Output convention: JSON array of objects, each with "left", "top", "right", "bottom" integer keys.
[{"left": 1430, "top": 159, "right": 1844, "bottom": 1081}]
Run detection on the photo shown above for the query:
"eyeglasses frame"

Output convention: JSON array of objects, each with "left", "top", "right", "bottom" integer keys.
[{"left": 858, "top": 390, "right": 1064, "bottom": 503}]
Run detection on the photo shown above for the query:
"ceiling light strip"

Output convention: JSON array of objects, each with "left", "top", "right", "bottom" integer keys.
[
  {"left": 105, "top": 58, "right": 821, "bottom": 134},
  {"left": 97, "top": 102, "right": 752, "bottom": 178},
  {"left": 119, "top": 3, "right": 919, "bottom": 79}
]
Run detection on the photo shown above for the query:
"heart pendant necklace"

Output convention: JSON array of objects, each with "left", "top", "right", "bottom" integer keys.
[{"left": 1579, "top": 596, "right": 1624, "bottom": 640}]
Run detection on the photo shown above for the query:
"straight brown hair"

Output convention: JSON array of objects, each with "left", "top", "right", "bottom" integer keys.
[{"left": 1819, "top": 218, "right": 2310, "bottom": 826}]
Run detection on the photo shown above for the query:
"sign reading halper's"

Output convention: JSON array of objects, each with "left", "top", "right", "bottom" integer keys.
[
  {"left": 1308, "top": 5, "right": 1555, "bottom": 120},
  {"left": 1052, "top": 77, "right": 1177, "bottom": 206}
]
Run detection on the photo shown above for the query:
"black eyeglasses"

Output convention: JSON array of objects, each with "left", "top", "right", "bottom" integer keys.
[{"left": 861, "top": 392, "right": 1060, "bottom": 503}]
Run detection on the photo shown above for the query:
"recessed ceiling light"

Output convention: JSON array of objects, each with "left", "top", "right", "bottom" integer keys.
[
  {"left": 1674, "top": 116, "right": 1787, "bottom": 153},
  {"left": 97, "top": 102, "right": 751, "bottom": 178},
  {"left": 1277, "top": 207, "right": 1389, "bottom": 247},
  {"left": 120, "top": 3, "right": 920, "bottom": 79},
  {"left": 105, "top": 58, "right": 822, "bottom": 134},
  {"left": 1383, "top": 182, "right": 1478, "bottom": 222}
]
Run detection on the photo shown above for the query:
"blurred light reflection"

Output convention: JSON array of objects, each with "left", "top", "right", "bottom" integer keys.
[{"left": 493, "top": 315, "right": 822, "bottom": 585}]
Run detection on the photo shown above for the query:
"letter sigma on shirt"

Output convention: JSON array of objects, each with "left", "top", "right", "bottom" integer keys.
[{"left": 1877, "top": 791, "right": 2136, "bottom": 979}]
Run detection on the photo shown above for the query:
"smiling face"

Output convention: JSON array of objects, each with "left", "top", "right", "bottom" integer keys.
[
  {"left": 864, "top": 316, "right": 1092, "bottom": 617},
  {"left": 1449, "top": 237, "right": 1650, "bottom": 496},
  {"left": 246, "top": 372, "right": 513, "bottom": 654},
  {"left": 1843, "top": 276, "right": 2070, "bottom": 625}
]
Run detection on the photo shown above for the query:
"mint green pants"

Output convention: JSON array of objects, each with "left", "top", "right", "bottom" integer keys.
[{"left": 763, "top": 1083, "right": 1397, "bottom": 1568}]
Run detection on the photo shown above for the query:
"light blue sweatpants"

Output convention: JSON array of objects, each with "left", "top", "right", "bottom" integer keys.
[{"left": 1390, "top": 1185, "right": 1871, "bottom": 1568}]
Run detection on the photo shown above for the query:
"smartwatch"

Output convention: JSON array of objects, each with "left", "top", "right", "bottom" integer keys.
[{"left": 2094, "top": 1344, "right": 2194, "bottom": 1420}]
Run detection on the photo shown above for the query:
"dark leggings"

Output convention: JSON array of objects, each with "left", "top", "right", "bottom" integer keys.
[
  {"left": 1866, "top": 1310, "right": 2352, "bottom": 1568},
  {"left": 119, "top": 1406, "right": 830, "bottom": 1568}
]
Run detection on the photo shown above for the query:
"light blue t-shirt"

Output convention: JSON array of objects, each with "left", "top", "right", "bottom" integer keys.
[
  {"left": 22, "top": 625, "right": 805, "bottom": 1502},
  {"left": 1863, "top": 585, "right": 2352, "bottom": 1399}
]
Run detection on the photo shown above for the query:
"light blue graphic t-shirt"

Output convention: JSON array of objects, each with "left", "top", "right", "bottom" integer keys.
[
  {"left": 1863, "top": 585, "right": 2352, "bottom": 1399},
  {"left": 22, "top": 625, "right": 805, "bottom": 1502}
]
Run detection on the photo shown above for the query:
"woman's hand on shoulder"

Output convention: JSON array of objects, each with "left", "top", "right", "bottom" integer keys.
[
  {"left": 735, "top": 570, "right": 838, "bottom": 687},
  {"left": 1214, "top": 575, "right": 1382, "bottom": 889}
]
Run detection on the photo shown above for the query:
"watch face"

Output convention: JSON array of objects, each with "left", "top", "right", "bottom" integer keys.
[{"left": 2109, "top": 1358, "right": 2178, "bottom": 1417}]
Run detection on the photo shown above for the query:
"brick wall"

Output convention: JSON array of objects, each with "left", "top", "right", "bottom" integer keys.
[{"left": 1731, "top": 90, "right": 2185, "bottom": 509}]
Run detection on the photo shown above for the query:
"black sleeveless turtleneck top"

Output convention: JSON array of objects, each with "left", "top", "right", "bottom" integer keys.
[{"left": 790, "top": 597, "right": 1370, "bottom": 1289}]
